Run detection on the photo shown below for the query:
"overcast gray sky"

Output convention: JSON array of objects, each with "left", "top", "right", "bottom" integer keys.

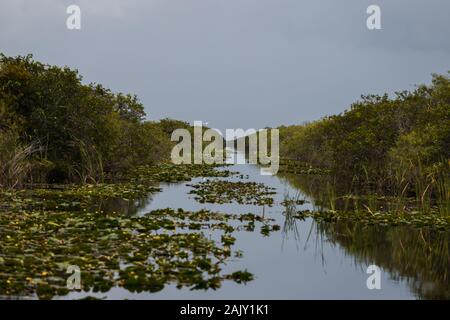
[{"left": 1, "top": 0, "right": 449, "bottom": 131}]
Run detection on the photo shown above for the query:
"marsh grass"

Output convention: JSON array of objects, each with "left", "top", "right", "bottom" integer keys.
[
  {"left": 389, "top": 159, "right": 449, "bottom": 216},
  {"left": 291, "top": 161, "right": 449, "bottom": 218},
  {"left": 0, "top": 131, "right": 40, "bottom": 189},
  {"left": 281, "top": 191, "right": 304, "bottom": 242},
  {"left": 70, "top": 138, "right": 105, "bottom": 184},
  {"left": 279, "top": 163, "right": 450, "bottom": 229}
]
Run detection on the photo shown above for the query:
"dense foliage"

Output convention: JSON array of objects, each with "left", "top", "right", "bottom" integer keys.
[
  {"left": 279, "top": 73, "right": 450, "bottom": 199},
  {"left": 0, "top": 54, "right": 184, "bottom": 186}
]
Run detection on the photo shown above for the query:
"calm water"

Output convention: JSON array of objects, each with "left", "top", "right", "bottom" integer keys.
[{"left": 64, "top": 151, "right": 450, "bottom": 300}]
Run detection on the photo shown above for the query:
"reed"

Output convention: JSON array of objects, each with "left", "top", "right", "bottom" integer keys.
[
  {"left": 0, "top": 131, "right": 39, "bottom": 189},
  {"left": 281, "top": 191, "right": 304, "bottom": 242}
]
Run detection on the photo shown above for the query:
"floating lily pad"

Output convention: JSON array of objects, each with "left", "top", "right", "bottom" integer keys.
[{"left": 188, "top": 180, "right": 276, "bottom": 206}]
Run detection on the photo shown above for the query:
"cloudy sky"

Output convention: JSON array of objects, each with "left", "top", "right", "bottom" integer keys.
[{"left": 1, "top": 0, "right": 449, "bottom": 131}]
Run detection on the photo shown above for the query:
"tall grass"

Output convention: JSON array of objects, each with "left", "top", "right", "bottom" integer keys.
[
  {"left": 70, "top": 138, "right": 105, "bottom": 184},
  {"left": 280, "top": 159, "right": 449, "bottom": 216},
  {"left": 390, "top": 158, "right": 450, "bottom": 216},
  {"left": 281, "top": 191, "right": 303, "bottom": 242},
  {"left": 0, "top": 131, "right": 38, "bottom": 189}
]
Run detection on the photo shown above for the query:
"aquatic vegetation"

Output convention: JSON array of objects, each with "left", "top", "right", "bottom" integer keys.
[
  {"left": 278, "top": 158, "right": 330, "bottom": 175},
  {"left": 225, "top": 270, "right": 254, "bottom": 284},
  {"left": 280, "top": 194, "right": 307, "bottom": 207},
  {"left": 260, "top": 224, "right": 281, "bottom": 236},
  {"left": 0, "top": 162, "right": 280, "bottom": 299},
  {"left": 188, "top": 180, "right": 276, "bottom": 206},
  {"left": 0, "top": 162, "right": 237, "bottom": 212},
  {"left": 0, "top": 183, "right": 161, "bottom": 212},
  {"left": 295, "top": 209, "right": 450, "bottom": 230},
  {"left": 0, "top": 207, "right": 279, "bottom": 299},
  {"left": 129, "top": 163, "right": 236, "bottom": 184},
  {"left": 280, "top": 193, "right": 305, "bottom": 242}
]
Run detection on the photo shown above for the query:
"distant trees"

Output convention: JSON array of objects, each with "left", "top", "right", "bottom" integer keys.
[
  {"left": 279, "top": 73, "right": 450, "bottom": 197},
  {"left": 0, "top": 54, "right": 173, "bottom": 186}
]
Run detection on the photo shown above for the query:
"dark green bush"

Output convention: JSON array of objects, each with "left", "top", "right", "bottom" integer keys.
[
  {"left": 280, "top": 72, "right": 450, "bottom": 198},
  {"left": 0, "top": 54, "right": 173, "bottom": 186}
]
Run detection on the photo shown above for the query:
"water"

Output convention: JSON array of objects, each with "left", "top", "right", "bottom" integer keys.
[{"left": 65, "top": 151, "right": 449, "bottom": 300}]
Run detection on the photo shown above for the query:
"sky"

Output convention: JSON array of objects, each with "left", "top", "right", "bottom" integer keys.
[{"left": 1, "top": 0, "right": 449, "bottom": 132}]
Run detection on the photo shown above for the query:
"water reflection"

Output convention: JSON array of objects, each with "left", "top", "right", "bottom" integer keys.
[
  {"left": 315, "top": 221, "right": 450, "bottom": 299},
  {"left": 95, "top": 196, "right": 153, "bottom": 216},
  {"left": 281, "top": 191, "right": 305, "bottom": 247},
  {"left": 280, "top": 173, "right": 450, "bottom": 299}
]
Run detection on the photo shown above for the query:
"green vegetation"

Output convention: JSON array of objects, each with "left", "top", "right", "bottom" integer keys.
[
  {"left": 0, "top": 162, "right": 235, "bottom": 217},
  {"left": 279, "top": 73, "right": 450, "bottom": 209},
  {"left": 280, "top": 192, "right": 307, "bottom": 207},
  {"left": 0, "top": 154, "right": 278, "bottom": 299},
  {"left": 278, "top": 158, "right": 330, "bottom": 175},
  {"left": 295, "top": 209, "right": 450, "bottom": 230},
  {"left": 0, "top": 183, "right": 161, "bottom": 212},
  {"left": 281, "top": 172, "right": 450, "bottom": 229},
  {"left": 188, "top": 180, "right": 276, "bottom": 206},
  {"left": 0, "top": 207, "right": 278, "bottom": 299},
  {"left": 129, "top": 163, "right": 235, "bottom": 184}
]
